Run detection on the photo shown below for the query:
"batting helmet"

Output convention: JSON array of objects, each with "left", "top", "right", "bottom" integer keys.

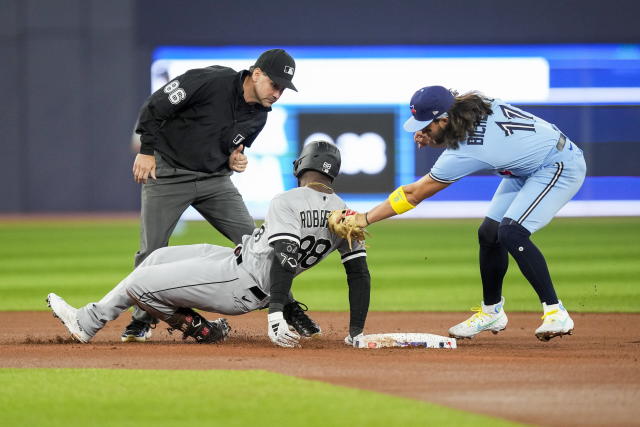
[{"left": 293, "top": 140, "right": 341, "bottom": 181}]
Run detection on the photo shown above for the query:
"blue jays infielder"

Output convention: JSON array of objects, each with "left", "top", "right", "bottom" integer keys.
[{"left": 342, "top": 85, "right": 586, "bottom": 341}]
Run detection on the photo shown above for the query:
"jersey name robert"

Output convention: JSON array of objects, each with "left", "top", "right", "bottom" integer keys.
[
  {"left": 467, "top": 118, "right": 488, "bottom": 146},
  {"left": 299, "top": 210, "right": 330, "bottom": 228}
]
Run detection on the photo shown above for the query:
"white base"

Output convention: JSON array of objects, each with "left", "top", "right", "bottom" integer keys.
[{"left": 354, "top": 333, "right": 457, "bottom": 349}]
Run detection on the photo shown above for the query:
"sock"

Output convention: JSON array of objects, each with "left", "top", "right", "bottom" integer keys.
[
  {"left": 498, "top": 219, "right": 559, "bottom": 305},
  {"left": 543, "top": 302, "right": 560, "bottom": 313},
  {"left": 478, "top": 218, "right": 508, "bottom": 305},
  {"left": 483, "top": 298, "right": 504, "bottom": 314}
]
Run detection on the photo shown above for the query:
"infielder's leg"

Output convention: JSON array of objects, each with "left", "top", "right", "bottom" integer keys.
[
  {"left": 499, "top": 157, "right": 586, "bottom": 304},
  {"left": 481, "top": 177, "right": 525, "bottom": 304},
  {"left": 192, "top": 175, "right": 256, "bottom": 245},
  {"left": 450, "top": 154, "right": 585, "bottom": 340}
]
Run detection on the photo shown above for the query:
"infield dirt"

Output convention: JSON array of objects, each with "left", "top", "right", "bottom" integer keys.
[{"left": 1, "top": 311, "right": 638, "bottom": 427}]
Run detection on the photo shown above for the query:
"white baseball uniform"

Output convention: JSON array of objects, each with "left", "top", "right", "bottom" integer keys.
[{"left": 76, "top": 186, "right": 366, "bottom": 338}]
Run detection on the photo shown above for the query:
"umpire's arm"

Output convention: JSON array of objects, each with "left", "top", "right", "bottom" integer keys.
[{"left": 343, "top": 257, "right": 371, "bottom": 337}]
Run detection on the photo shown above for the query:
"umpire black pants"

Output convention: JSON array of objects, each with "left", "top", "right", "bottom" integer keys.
[{"left": 131, "top": 152, "right": 255, "bottom": 323}]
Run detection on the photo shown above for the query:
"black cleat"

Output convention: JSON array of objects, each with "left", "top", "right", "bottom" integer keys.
[
  {"left": 165, "top": 308, "right": 231, "bottom": 344},
  {"left": 283, "top": 300, "right": 321, "bottom": 337},
  {"left": 121, "top": 320, "right": 153, "bottom": 342}
]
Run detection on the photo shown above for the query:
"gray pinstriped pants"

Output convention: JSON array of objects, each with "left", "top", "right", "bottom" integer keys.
[{"left": 76, "top": 244, "right": 269, "bottom": 338}]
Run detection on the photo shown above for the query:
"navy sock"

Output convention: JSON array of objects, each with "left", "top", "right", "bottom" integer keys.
[
  {"left": 478, "top": 217, "right": 507, "bottom": 305},
  {"left": 498, "top": 219, "right": 558, "bottom": 305}
]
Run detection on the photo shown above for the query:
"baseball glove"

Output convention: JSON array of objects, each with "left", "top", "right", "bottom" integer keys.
[{"left": 327, "top": 209, "right": 367, "bottom": 249}]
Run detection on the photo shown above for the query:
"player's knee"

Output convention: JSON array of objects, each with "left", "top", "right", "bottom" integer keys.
[
  {"left": 478, "top": 217, "right": 500, "bottom": 246},
  {"left": 140, "top": 247, "right": 171, "bottom": 266},
  {"left": 497, "top": 219, "right": 531, "bottom": 252}
]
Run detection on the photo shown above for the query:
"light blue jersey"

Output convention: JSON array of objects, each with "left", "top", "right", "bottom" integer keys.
[
  {"left": 429, "top": 99, "right": 578, "bottom": 183},
  {"left": 428, "top": 98, "right": 586, "bottom": 233}
]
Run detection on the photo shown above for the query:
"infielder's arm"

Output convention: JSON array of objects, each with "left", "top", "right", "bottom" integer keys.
[{"left": 364, "top": 175, "right": 450, "bottom": 225}]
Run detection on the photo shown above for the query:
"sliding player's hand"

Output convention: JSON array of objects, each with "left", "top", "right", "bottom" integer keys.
[{"left": 268, "top": 312, "right": 300, "bottom": 348}]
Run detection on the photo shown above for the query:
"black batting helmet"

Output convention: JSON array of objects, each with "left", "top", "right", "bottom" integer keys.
[{"left": 293, "top": 140, "right": 341, "bottom": 181}]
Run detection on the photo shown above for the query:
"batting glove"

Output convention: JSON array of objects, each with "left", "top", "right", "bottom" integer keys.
[
  {"left": 344, "top": 333, "right": 364, "bottom": 347},
  {"left": 268, "top": 311, "right": 301, "bottom": 348}
]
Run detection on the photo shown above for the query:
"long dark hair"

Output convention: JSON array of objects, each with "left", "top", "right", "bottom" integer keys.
[{"left": 439, "top": 91, "right": 493, "bottom": 149}]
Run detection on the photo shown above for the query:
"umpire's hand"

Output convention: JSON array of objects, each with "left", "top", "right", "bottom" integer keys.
[
  {"left": 229, "top": 145, "right": 248, "bottom": 172},
  {"left": 133, "top": 153, "right": 157, "bottom": 184}
]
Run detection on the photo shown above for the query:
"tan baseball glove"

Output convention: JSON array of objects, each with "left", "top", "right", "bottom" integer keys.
[{"left": 327, "top": 209, "right": 367, "bottom": 249}]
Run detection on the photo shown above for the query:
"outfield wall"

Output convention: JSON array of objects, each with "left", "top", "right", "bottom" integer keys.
[{"left": 2, "top": 0, "right": 640, "bottom": 215}]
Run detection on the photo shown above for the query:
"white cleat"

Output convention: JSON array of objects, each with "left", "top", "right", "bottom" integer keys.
[
  {"left": 449, "top": 297, "right": 508, "bottom": 339},
  {"left": 535, "top": 300, "right": 574, "bottom": 342},
  {"left": 46, "top": 293, "right": 92, "bottom": 343}
]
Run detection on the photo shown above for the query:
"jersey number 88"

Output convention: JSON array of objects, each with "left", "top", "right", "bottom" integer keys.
[{"left": 298, "top": 236, "right": 331, "bottom": 269}]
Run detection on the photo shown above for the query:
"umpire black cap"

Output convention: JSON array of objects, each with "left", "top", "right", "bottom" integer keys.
[
  {"left": 293, "top": 141, "right": 341, "bottom": 181},
  {"left": 254, "top": 49, "right": 298, "bottom": 92}
]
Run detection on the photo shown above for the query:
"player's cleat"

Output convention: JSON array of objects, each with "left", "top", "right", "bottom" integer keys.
[
  {"left": 46, "top": 293, "right": 92, "bottom": 343},
  {"left": 121, "top": 320, "right": 153, "bottom": 342},
  {"left": 283, "top": 300, "right": 321, "bottom": 337},
  {"left": 535, "top": 300, "right": 574, "bottom": 341},
  {"left": 165, "top": 308, "right": 231, "bottom": 344},
  {"left": 211, "top": 318, "right": 231, "bottom": 342},
  {"left": 448, "top": 297, "right": 508, "bottom": 339}
]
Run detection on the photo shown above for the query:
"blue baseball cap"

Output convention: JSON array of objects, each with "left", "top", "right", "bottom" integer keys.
[{"left": 403, "top": 86, "right": 455, "bottom": 132}]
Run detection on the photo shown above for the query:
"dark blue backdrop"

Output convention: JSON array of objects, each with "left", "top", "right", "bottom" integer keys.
[{"left": 2, "top": 0, "right": 640, "bottom": 212}]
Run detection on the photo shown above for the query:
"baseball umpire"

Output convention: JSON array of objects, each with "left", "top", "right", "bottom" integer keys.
[
  {"left": 122, "top": 48, "right": 322, "bottom": 342},
  {"left": 331, "top": 86, "right": 586, "bottom": 342},
  {"left": 47, "top": 141, "right": 371, "bottom": 348}
]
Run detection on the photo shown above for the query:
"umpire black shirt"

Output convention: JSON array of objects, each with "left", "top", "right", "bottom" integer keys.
[{"left": 136, "top": 66, "right": 271, "bottom": 174}]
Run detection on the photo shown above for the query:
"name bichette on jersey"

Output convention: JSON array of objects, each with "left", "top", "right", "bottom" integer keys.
[
  {"left": 299, "top": 210, "right": 331, "bottom": 228},
  {"left": 467, "top": 118, "right": 488, "bottom": 146}
]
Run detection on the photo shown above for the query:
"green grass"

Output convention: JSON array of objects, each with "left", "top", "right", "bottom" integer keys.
[
  {"left": 0, "top": 369, "right": 519, "bottom": 427},
  {"left": 1, "top": 218, "right": 636, "bottom": 427},
  {"left": 0, "top": 217, "right": 638, "bottom": 312}
]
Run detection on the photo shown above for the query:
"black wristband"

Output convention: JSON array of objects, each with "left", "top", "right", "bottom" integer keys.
[{"left": 268, "top": 303, "right": 284, "bottom": 314}]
